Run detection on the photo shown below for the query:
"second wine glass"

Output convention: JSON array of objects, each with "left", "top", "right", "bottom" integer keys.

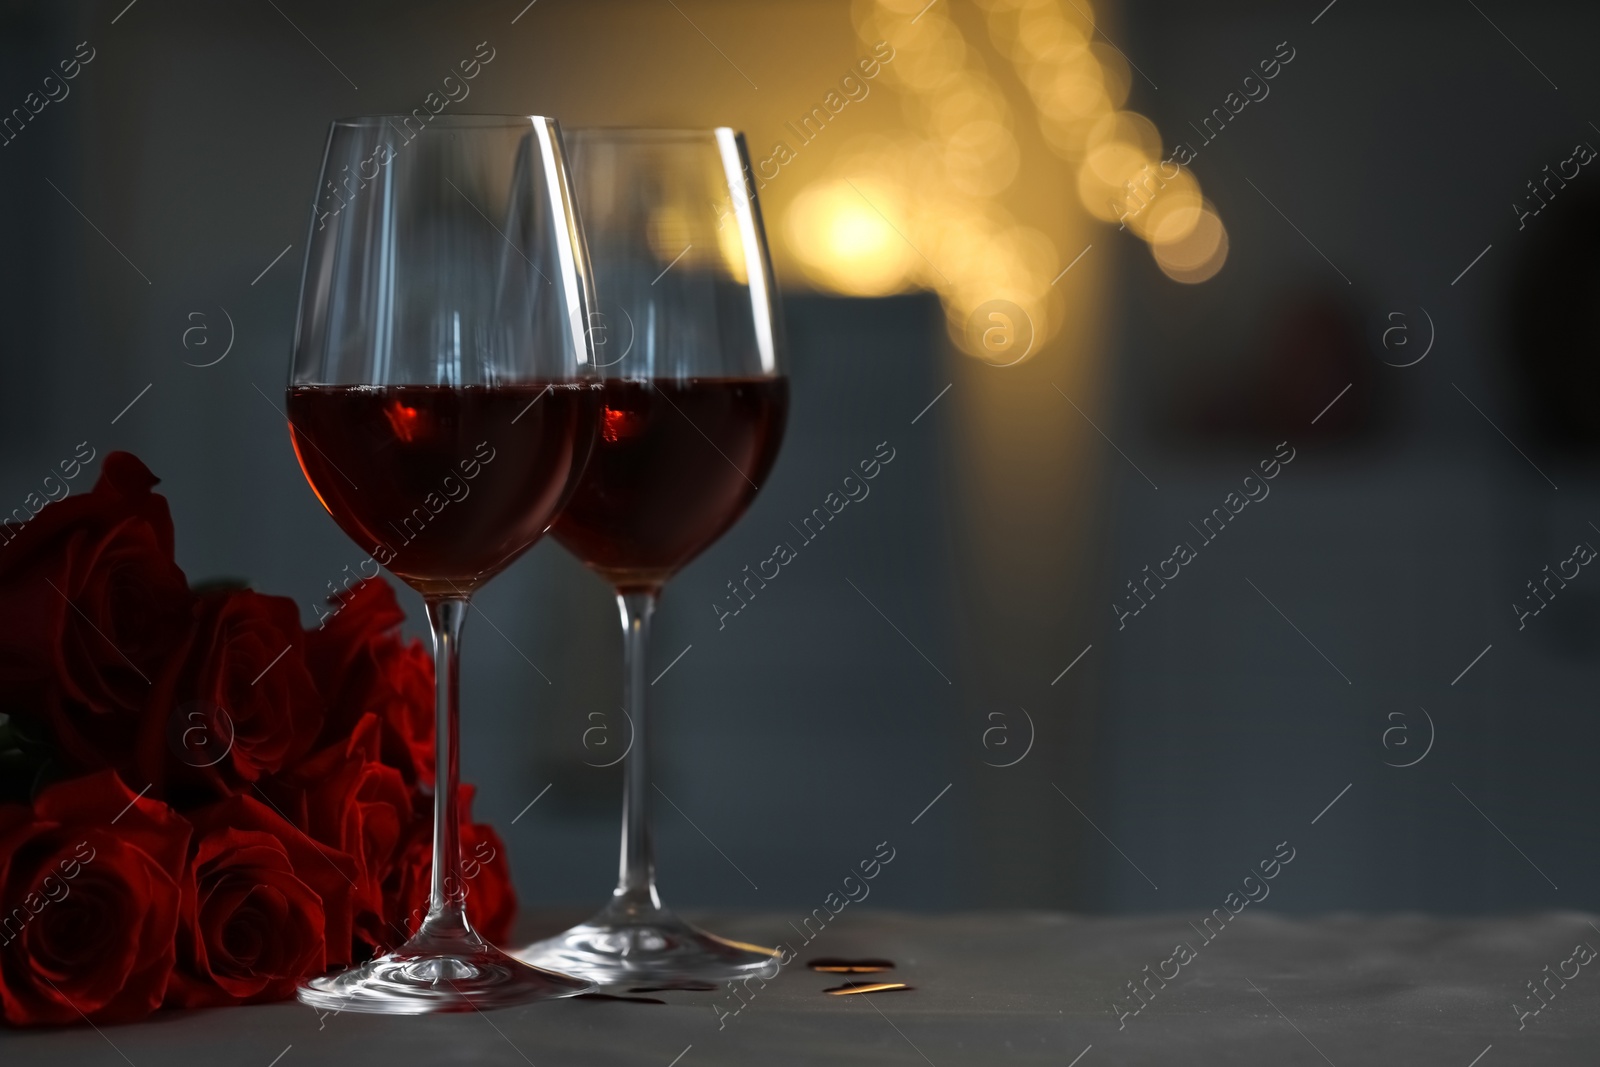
[{"left": 515, "top": 128, "right": 788, "bottom": 985}]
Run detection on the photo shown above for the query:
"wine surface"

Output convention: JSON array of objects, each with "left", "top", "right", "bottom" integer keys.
[
  {"left": 288, "top": 383, "right": 598, "bottom": 596},
  {"left": 552, "top": 377, "right": 788, "bottom": 592}
]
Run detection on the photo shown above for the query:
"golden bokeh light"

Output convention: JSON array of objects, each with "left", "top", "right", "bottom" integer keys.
[
  {"left": 780, "top": 0, "right": 1226, "bottom": 361},
  {"left": 1093, "top": 42, "right": 1132, "bottom": 110},
  {"left": 1031, "top": 65, "right": 1109, "bottom": 124},
  {"left": 1126, "top": 167, "right": 1202, "bottom": 244},
  {"left": 1082, "top": 139, "right": 1150, "bottom": 185},
  {"left": 786, "top": 177, "right": 919, "bottom": 296},
  {"left": 1013, "top": 5, "right": 1081, "bottom": 61},
  {"left": 929, "top": 84, "right": 1006, "bottom": 140},
  {"left": 1086, "top": 110, "right": 1161, "bottom": 159},
  {"left": 1152, "top": 204, "right": 1228, "bottom": 283},
  {"left": 1077, "top": 140, "right": 1151, "bottom": 222},
  {"left": 944, "top": 119, "right": 1020, "bottom": 196},
  {"left": 892, "top": 21, "right": 970, "bottom": 91}
]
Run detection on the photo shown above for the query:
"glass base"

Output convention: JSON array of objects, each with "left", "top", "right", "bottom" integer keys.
[
  {"left": 298, "top": 937, "right": 595, "bottom": 1014},
  {"left": 514, "top": 904, "right": 781, "bottom": 987}
]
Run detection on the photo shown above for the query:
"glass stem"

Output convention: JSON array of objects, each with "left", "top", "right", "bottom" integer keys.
[
  {"left": 613, "top": 590, "right": 661, "bottom": 913},
  {"left": 420, "top": 596, "right": 474, "bottom": 942}
]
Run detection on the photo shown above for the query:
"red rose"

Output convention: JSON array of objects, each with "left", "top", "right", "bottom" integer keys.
[
  {"left": 305, "top": 579, "right": 434, "bottom": 787},
  {"left": 0, "top": 453, "right": 192, "bottom": 775},
  {"left": 367, "top": 636, "right": 434, "bottom": 788},
  {"left": 457, "top": 821, "right": 515, "bottom": 944},
  {"left": 383, "top": 787, "right": 516, "bottom": 950},
  {"left": 268, "top": 713, "right": 414, "bottom": 956},
  {"left": 0, "top": 770, "right": 190, "bottom": 1025},
  {"left": 167, "top": 794, "right": 359, "bottom": 1008},
  {"left": 147, "top": 590, "right": 324, "bottom": 801}
]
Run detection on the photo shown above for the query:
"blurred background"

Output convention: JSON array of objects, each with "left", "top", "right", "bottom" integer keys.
[{"left": 3, "top": 0, "right": 1598, "bottom": 918}]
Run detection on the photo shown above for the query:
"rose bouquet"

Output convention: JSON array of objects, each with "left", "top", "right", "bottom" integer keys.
[{"left": 0, "top": 453, "right": 515, "bottom": 1025}]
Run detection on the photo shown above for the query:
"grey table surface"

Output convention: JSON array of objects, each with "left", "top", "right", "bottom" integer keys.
[{"left": 3, "top": 910, "right": 1597, "bottom": 1065}]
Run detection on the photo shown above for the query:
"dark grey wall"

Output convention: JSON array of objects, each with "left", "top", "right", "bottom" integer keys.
[
  {"left": 3, "top": 0, "right": 1598, "bottom": 920},
  {"left": 1086, "top": 0, "right": 1600, "bottom": 913}
]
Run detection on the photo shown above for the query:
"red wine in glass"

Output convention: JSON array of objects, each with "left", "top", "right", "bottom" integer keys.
[
  {"left": 514, "top": 126, "right": 789, "bottom": 988},
  {"left": 552, "top": 377, "right": 788, "bottom": 592},
  {"left": 288, "top": 383, "right": 599, "bottom": 597}
]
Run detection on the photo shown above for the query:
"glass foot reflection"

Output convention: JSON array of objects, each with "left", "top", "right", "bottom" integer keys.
[
  {"left": 515, "top": 906, "right": 780, "bottom": 986},
  {"left": 298, "top": 934, "right": 594, "bottom": 1014}
]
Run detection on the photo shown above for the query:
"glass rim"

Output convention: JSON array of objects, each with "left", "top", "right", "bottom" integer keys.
[
  {"left": 567, "top": 126, "right": 743, "bottom": 140},
  {"left": 328, "top": 113, "right": 559, "bottom": 129}
]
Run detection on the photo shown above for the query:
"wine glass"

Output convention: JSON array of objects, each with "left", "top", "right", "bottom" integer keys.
[
  {"left": 515, "top": 128, "right": 787, "bottom": 985},
  {"left": 286, "top": 114, "right": 600, "bottom": 1013}
]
